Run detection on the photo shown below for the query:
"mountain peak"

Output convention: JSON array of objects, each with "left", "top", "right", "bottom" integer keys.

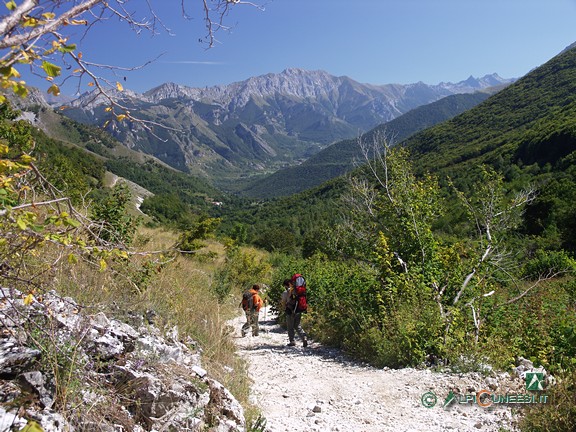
[
  {"left": 146, "top": 82, "right": 182, "bottom": 93},
  {"left": 144, "top": 82, "right": 191, "bottom": 99},
  {"left": 463, "top": 75, "right": 481, "bottom": 87},
  {"left": 561, "top": 41, "right": 576, "bottom": 54},
  {"left": 433, "top": 74, "right": 515, "bottom": 93},
  {"left": 281, "top": 67, "right": 306, "bottom": 75},
  {"left": 280, "top": 67, "right": 327, "bottom": 76}
]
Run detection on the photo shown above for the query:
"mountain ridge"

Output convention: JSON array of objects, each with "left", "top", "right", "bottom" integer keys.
[
  {"left": 58, "top": 69, "right": 514, "bottom": 187},
  {"left": 140, "top": 69, "right": 511, "bottom": 110}
]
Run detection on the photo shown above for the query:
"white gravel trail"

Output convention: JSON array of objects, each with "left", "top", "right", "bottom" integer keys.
[{"left": 232, "top": 306, "right": 524, "bottom": 432}]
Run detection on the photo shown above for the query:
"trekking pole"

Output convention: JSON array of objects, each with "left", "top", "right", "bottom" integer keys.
[{"left": 261, "top": 284, "right": 269, "bottom": 333}]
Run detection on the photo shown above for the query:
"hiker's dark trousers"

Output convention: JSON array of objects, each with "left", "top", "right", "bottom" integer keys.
[
  {"left": 286, "top": 312, "right": 306, "bottom": 342},
  {"left": 242, "top": 310, "right": 260, "bottom": 336}
]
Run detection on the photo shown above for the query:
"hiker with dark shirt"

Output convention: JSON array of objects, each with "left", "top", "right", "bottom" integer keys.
[
  {"left": 284, "top": 274, "right": 308, "bottom": 347},
  {"left": 240, "top": 284, "right": 264, "bottom": 337}
]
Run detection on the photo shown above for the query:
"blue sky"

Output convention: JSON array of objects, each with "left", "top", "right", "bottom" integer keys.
[{"left": 26, "top": 0, "right": 576, "bottom": 95}]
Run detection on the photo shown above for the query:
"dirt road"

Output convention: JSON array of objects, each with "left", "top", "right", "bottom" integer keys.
[{"left": 232, "top": 307, "right": 523, "bottom": 432}]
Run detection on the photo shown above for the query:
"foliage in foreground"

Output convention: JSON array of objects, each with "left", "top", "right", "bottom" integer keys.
[
  {"left": 268, "top": 144, "right": 576, "bottom": 374},
  {"left": 1, "top": 102, "right": 259, "bottom": 427},
  {"left": 519, "top": 369, "right": 576, "bottom": 432}
]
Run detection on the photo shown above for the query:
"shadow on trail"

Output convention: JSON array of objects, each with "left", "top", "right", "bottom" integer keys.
[
  {"left": 257, "top": 319, "right": 285, "bottom": 334},
  {"left": 237, "top": 316, "right": 373, "bottom": 369}
]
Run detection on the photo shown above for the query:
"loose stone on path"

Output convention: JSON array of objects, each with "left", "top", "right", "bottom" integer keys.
[{"left": 232, "top": 306, "right": 522, "bottom": 432}]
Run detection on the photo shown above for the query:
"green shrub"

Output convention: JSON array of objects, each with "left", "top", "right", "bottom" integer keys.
[
  {"left": 177, "top": 217, "right": 221, "bottom": 253},
  {"left": 519, "top": 369, "right": 576, "bottom": 432},
  {"left": 523, "top": 249, "right": 576, "bottom": 280},
  {"left": 213, "top": 244, "right": 271, "bottom": 302},
  {"left": 91, "top": 183, "right": 140, "bottom": 245},
  {"left": 270, "top": 254, "right": 449, "bottom": 367}
]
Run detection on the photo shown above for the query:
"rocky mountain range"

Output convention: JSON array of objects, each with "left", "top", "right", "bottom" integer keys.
[
  {"left": 58, "top": 69, "right": 514, "bottom": 188},
  {"left": 240, "top": 91, "right": 494, "bottom": 198}
]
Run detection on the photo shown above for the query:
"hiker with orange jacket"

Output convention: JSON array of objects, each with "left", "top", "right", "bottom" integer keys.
[{"left": 240, "top": 284, "right": 264, "bottom": 337}]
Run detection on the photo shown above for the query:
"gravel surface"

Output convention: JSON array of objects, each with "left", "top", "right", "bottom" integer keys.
[{"left": 232, "top": 307, "right": 525, "bottom": 432}]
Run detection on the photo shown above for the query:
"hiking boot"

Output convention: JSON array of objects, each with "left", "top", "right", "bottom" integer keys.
[
  {"left": 253, "top": 332, "right": 259, "bottom": 337},
  {"left": 287, "top": 341, "right": 296, "bottom": 346},
  {"left": 303, "top": 339, "right": 308, "bottom": 348}
]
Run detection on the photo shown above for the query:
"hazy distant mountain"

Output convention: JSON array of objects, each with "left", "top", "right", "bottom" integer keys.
[
  {"left": 238, "top": 91, "right": 494, "bottom": 198},
  {"left": 59, "top": 69, "right": 514, "bottom": 188}
]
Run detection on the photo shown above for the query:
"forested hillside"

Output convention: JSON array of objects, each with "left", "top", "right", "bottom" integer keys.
[
  {"left": 403, "top": 44, "right": 576, "bottom": 254},
  {"left": 406, "top": 49, "right": 576, "bottom": 174},
  {"left": 22, "top": 104, "right": 227, "bottom": 226}
]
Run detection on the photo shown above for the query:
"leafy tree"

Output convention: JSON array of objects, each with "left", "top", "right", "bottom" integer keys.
[
  {"left": 319, "top": 136, "right": 574, "bottom": 367},
  {"left": 91, "top": 183, "right": 139, "bottom": 245},
  {"left": 229, "top": 222, "right": 248, "bottom": 245},
  {"left": 253, "top": 226, "right": 297, "bottom": 254},
  {"left": 177, "top": 216, "right": 221, "bottom": 253},
  {"left": 140, "top": 192, "right": 192, "bottom": 226},
  {"left": 0, "top": 101, "right": 33, "bottom": 158},
  {"left": 1, "top": 101, "right": 129, "bottom": 293}
]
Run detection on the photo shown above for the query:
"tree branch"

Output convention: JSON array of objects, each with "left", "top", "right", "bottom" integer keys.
[
  {"left": 0, "top": 0, "right": 105, "bottom": 50},
  {"left": 0, "top": 0, "right": 37, "bottom": 38},
  {"left": 500, "top": 271, "right": 565, "bottom": 306}
]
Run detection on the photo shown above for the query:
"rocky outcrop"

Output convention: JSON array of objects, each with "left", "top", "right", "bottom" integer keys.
[{"left": 0, "top": 287, "right": 245, "bottom": 431}]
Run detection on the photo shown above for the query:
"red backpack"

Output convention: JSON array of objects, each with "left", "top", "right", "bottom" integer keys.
[{"left": 292, "top": 274, "right": 308, "bottom": 313}]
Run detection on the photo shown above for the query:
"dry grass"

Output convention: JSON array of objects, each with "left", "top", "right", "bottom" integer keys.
[{"left": 53, "top": 225, "right": 258, "bottom": 416}]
